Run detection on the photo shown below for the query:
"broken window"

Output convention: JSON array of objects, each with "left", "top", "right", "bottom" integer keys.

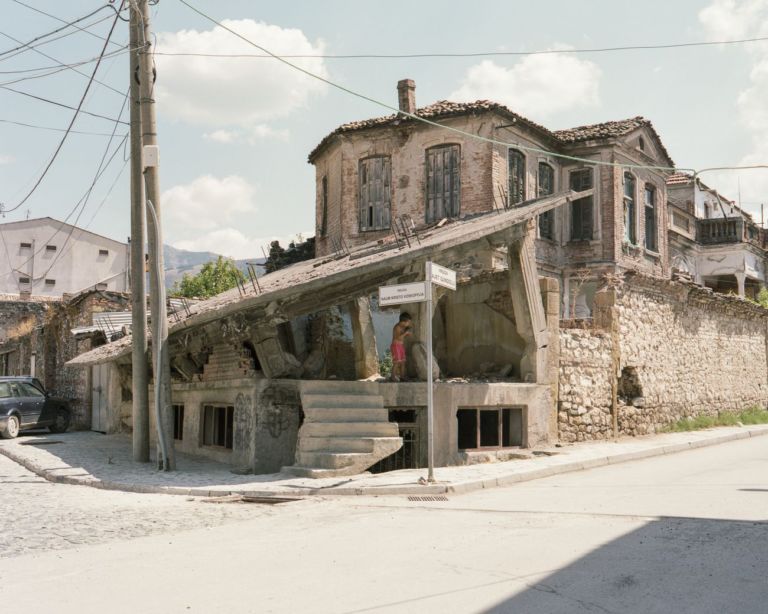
[
  {"left": 623, "top": 172, "right": 637, "bottom": 244},
  {"left": 359, "top": 156, "right": 391, "bottom": 231},
  {"left": 644, "top": 184, "right": 658, "bottom": 251},
  {"left": 456, "top": 407, "right": 523, "bottom": 450},
  {"left": 320, "top": 175, "right": 328, "bottom": 237},
  {"left": 202, "top": 405, "right": 234, "bottom": 449},
  {"left": 508, "top": 149, "right": 526, "bottom": 206},
  {"left": 569, "top": 169, "right": 593, "bottom": 241},
  {"left": 537, "top": 162, "right": 555, "bottom": 240},
  {"left": 173, "top": 404, "right": 184, "bottom": 441},
  {"left": 426, "top": 144, "right": 460, "bottom": 222}
]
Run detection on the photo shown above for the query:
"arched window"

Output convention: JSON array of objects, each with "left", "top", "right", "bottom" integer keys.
[
  {"left": 508, "top": 149, "right": 526, "bottom": 206},
  {"left": 623, "top": 172, "right": 636, "bottom": 244},
  {"left": 426, "top": 145, "right": 461, "bottom": 222}
]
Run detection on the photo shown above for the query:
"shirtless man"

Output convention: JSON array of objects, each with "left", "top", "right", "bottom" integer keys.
[{"left": 390, "top": 312, "right": 412, "bottom": 382}]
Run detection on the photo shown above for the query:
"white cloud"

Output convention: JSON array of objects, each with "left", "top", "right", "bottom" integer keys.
[
  {"left": 448, "top": 52, "right": 601, "bottom": 119},
  {"left": 699, "top": 1, "right": 768, "bottom": 214},
  {"left": 203, "top": 124, "right": 289, "bottom": 144},
  {"left": 203, "top": 129, "right": 237, "bottom": 143},
  {"left": 162, "top": 174, "right": 310, "bottom": 260},
  {"left": 0, "top": 154, "right": 14, "bottom": 165},
  {"left": 699, "top": 0, "right": 768, "bottom": 40},
  {"left": 155, "top": 20, "right": 328, "bottom": 129},
  {"left": 162, "top": 174, "right": 257, "bottom": 233}
]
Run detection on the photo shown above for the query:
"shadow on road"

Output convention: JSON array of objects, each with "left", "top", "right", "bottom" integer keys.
[{"left": 483, "top": 515, "right": 768, "bottom": 614}]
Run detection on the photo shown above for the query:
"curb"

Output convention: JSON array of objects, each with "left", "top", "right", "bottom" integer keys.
[{"left": 2, "top": 426, "right": 767, "bottom": 498}]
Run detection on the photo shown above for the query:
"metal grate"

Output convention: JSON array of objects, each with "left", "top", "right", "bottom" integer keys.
[{"left": 407, "top": 496, "right": 448, "bottom": 502}]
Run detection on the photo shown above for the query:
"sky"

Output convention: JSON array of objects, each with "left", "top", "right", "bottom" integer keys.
[{"left": 1, "top": 0, "right": 768, "bottom": 259}]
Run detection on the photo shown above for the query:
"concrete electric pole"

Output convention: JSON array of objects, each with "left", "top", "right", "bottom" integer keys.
[
  {"left": 133, "top": 0, "right": 175, "bottom": 470},
  {"left": 129, "top": 4, "right": 150, "bottom": 464}
]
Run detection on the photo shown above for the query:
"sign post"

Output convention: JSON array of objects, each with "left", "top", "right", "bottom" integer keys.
[{"left": 378, "top": 262, "right": 456, "bottom": 484}]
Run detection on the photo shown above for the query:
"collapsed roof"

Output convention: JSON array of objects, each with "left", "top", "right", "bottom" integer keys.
[{"left": 67, "top": 192, "right": 571, "bottom": 367}]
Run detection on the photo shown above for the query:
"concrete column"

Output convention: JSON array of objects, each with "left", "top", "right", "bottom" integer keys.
[
  {"left": 507, "top": 221, "right": 549, "bottom": 383},
  {"left": 736, "top": 272, "right": 746, "bottom": 297},
  {"left": 348, "top": 296, "right": 379, "bottom": 379}
]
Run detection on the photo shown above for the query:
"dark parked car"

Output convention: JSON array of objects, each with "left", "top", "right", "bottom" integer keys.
[{"left": 0, "top": 376, "right": 71, "bottom": 439}]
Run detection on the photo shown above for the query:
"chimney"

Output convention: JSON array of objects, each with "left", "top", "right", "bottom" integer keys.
[{"left": 397, "top": 79, "right": 416, "bottom": 115}]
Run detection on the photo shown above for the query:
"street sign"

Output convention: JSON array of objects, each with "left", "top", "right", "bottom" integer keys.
[
  {"left": 428, "top": 262, "right": 457, "bottom": 290},
  {"left": 378, "top": 281, "right": 428, "bottom": 306}
]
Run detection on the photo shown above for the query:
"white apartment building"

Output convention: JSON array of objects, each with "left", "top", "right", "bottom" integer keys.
[{"left": 0, "top": 217, "right": 129, "bottom": 296}]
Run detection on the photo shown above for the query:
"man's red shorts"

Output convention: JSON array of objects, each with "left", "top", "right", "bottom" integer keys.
[{"left": 390, "top": 341, "right": 406, "bottom": 362}]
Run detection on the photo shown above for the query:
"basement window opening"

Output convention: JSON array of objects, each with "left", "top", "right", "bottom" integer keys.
[
  {"left": 457, "top": 407, "right": 523, "bottom": 451},
  {"left": 98, "top": 249, "right": 109, "bottom": 257},
  {"left": 45, "top": 245, "right": 57, "bottom": 252},
  {"left": 44, "top": 279, "right": 56, "bottom": 286},
  {"left": 202, "top": 404, "right": 234, "bottom": 449},
  {"left": 19, "top": 242, "right": 31, "bottom": 249},
  {"left": 18, "top": 276, "right": 30, "bottom": 285}
]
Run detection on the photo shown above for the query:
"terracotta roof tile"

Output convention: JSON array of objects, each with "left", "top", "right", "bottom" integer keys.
[{"left": 309, "top": 104, "right": 675, "bottom": 167}]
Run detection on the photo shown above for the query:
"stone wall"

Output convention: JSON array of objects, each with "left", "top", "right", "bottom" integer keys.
[
  {"left": 558, "top": 329, "right": 613, "bottom": 442},
  {"left": 557, "top": 274, "right": 768, "bottom": 441}
]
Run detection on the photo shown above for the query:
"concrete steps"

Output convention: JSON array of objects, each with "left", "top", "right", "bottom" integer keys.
[{"left": 283, "top": 382, "right": 402, "bottom": 478}]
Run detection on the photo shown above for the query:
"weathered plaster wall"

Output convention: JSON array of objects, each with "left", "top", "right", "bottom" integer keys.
[{"left": 558, "top": 276, "right": 768, "bottom": 441}]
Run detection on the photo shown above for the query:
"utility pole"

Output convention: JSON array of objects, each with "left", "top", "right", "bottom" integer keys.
[
  {"left": 135, "top": 0, "right": 174, "bottom": 470},
  {"left": 129, "top": 5, "right": 149, "bottom": 463}
]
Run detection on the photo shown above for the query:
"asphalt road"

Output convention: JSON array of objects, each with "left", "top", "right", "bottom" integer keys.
[{"left": 1, "top": 436, "right": 766, "bottom": 614}]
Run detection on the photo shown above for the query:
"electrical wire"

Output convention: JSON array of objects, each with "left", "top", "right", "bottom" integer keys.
[
  {"left": 175, "top": 0, "right": 686, "bottom": 174},
  {"left": 9, "top": 0, "right": 125, "bottom": 49},
  {"left": 0, "top": 46, "right": 130, "bottom": 75},
  {"left": 2, "top": 3, "right": 125, "bottom": 215},
  {"left": 0, "top": 4, "right": 114, "bottom": 58},
  {"left": 0, "top": 117, "right": 128, "bottom": 137},
  {"left": 0, "top": 30, "right": 125, "bottom": 96},
  {"left": 0, "top": 47, "right": 128, "bottom": 87},
  {"left": 150, "top": 35, "right": 768, "bottom": 60},
  {"left": 178, "top": 0, "right": 768, "bottom": 178},
  {"left": 0, "top": 86, "right": 129, "bottom": 124},
  {"left": 0, "top": 14, "right": 117, "bottom": 64}
]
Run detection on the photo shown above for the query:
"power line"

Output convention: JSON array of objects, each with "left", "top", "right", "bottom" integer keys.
[
  {"left": 0, "top": 4, "right": 114, "bottom": 58},
  {"left": 0, "top": 47, "right": 128, "bottom": 87},
  {"left": 175, "top": 0, "right": 684, "bottom": 174},
  {"left": 0, "top": 46, "right": 130, "bottom": 75},
  {"left": 177, "top": 0, "right": 768, "bottom": 177},
  {"left": 2, "top": 3, "right": 125, "bottom": 215},
  {"left": 0, "top": 117, "right": 128, "bottom": 137},
  {"left": 0, "top": 30, "right": 125, "bottom": 96},
  {"left": 151, "top": 33, "right": 768, "bottom": 60},
  {"left": 0, "top": 14, "right": 117, "bottom": 64},
  {"left": 0, "top": 86, "right": 129, "bottom": 124}
]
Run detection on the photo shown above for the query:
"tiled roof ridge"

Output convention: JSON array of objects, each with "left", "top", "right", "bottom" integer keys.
[{"left": 309, "top": 102, "right": 673, "bottom": 166}]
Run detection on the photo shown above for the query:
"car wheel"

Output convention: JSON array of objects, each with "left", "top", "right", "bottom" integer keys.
[
  {"left": 1, "top": 415, "right": 20, "bottom": 439},
  {"left": 49, "top": 409, "right": 70, "bottom": 434}
]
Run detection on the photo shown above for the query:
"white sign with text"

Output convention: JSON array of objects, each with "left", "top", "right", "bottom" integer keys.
[
  {"left": 378, "top": 281, "right": 428, "bottom": 306},
  {"left": 427, "top": 262, "right": 457, "bottom": 290}
]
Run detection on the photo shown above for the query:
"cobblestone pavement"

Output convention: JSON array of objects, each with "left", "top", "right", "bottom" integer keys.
[{"left": 0, "top": 454, "right": 293, "bottom": 559}]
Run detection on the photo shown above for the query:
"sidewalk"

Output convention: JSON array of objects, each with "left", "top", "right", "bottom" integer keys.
[{"left": 1, "top": 425, "right": 766, "bottom": 498}]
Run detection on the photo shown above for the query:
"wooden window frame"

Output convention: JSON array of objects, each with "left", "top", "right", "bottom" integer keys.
[
  {"left": 319, "top": 175, "right": 328, "bottom": 237},
  {"left": 569, "top": 169, "right": 594, "bottom": 241},
  {"left": 358, "top": 156, "right": 392, "bottom": 232},
  {"left": 425, "top": 144, "right": 461, "bottom": 223},
  {"left": 508, "top": 149, "right": 526, "bottom": 207},
  {"left": 623, "top": 172, "right": 637, "bottom": 244},
  {"left": 537, "top": 162, "right": 555, "bottom": 240},
  {"left": 644, "top": 184, "right": 658, "bottom": 251}
]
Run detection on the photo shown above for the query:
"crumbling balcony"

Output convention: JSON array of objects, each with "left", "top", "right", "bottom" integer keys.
[{"left": 696, "top": 217, "right": 763, "bottom": 246}]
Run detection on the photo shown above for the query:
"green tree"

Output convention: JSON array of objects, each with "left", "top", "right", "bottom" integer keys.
[{"left": 171, "top": 256, "right": 244, "bottom": 299}]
